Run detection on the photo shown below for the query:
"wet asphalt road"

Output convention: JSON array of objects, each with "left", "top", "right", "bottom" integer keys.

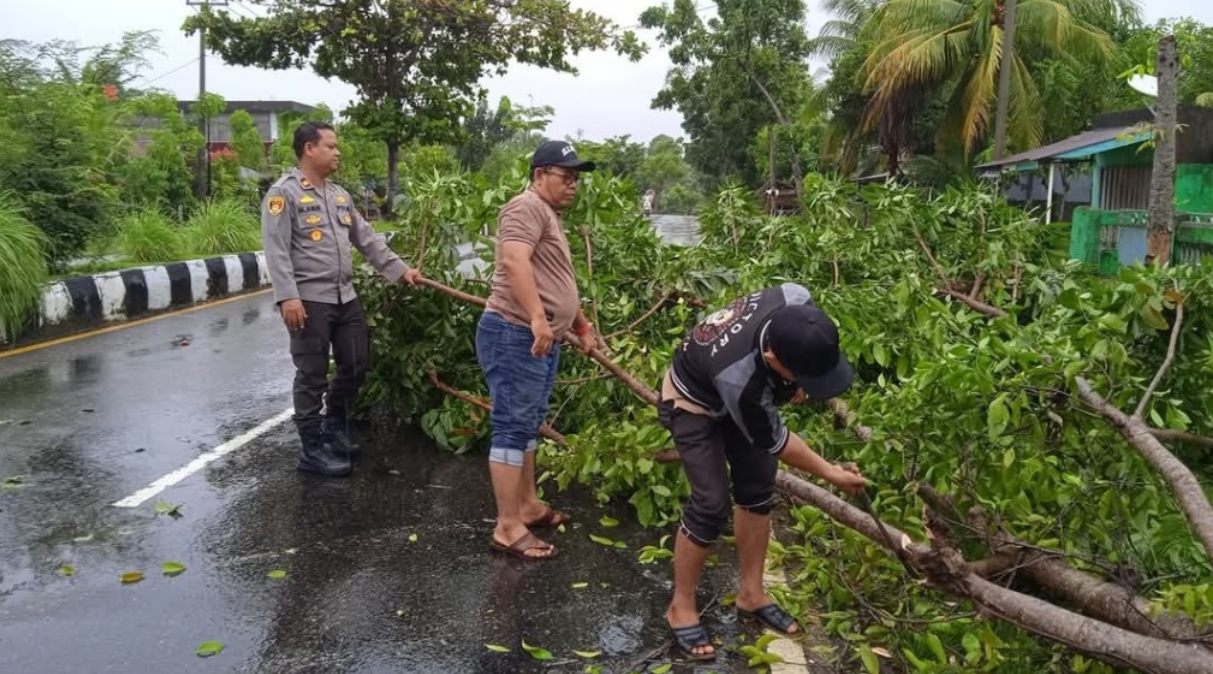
[{"left": 0, "top": 284, "right": 785, "bottom": 674}]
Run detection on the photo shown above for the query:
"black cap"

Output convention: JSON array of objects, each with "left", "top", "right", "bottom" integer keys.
[
  {"left": 765, "top": 304, "right": 854, "bottom": 399},
  {"left": 530, "top": 140, "right": 597, "bottom": 172}
]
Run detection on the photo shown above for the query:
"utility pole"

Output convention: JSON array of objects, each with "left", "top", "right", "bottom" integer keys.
[
  {"left": 992, "top": 0, "right": 1018, "bottom": 160},
  {"left": 188, "top": 0, "right": 227, "bottom": 200}
]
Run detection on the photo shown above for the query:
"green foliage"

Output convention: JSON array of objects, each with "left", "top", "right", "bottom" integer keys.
[
  {"left": 228, "top": 109, "right": 266, "bottom": 172},
  {"left": 112, "top": 208, "right": 183, "bottom": 263},
  {"left": 119, "top": 93, "right": 203, "bottom": 211},
  {"left": 183, "top": 199, "right": 260, "bottom": 256},
  {"left": 358, "top": 165, "right": 1213, "bottom": 671},
  {"left": 0, "top": 200, "right": 48, "bottom": 336},
  {"left": 456, "top": 95, "right": 553, "bottom": 172},
  {"left": 189, "top": 0, "right": 645, "bottom": 214},
  {"left": 641, "top": 0, "right": 813, "bottom": 183}
]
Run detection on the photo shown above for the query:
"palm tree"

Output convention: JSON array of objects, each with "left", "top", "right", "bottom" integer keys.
[
  {"left": 859, "top": 0, "right": 1139, "bottom": 154},
  {"left": 807, "top": 0, "right": 886, "bottom": 59}
]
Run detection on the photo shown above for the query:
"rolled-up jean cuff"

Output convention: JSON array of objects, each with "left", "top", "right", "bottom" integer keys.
[{"left": 489, "top": 446, "right": 526, "bottom": 468}]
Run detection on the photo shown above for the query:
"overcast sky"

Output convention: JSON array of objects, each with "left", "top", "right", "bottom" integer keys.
[{"left": 7, "top": 0, "right": 1212, "bottom": 143}]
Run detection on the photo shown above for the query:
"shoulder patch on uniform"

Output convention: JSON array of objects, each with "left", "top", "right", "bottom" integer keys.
[{"left": 268, "top": 196, "right": 285, "bottom": 216}]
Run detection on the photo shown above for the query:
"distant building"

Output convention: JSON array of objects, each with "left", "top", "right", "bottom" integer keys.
[{"left": 133, "top": 100, "right": 318, "bottom": 154}]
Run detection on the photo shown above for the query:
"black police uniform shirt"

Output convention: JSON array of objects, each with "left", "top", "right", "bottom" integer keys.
[{"left": 668, "top": 283, "right": 813, "bottom": 454}]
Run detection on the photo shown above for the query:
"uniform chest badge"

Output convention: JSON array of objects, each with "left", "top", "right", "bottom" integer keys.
[
  {"left": 300, "top": 195, "right": 315, "bottom": 204},
  {"left": 336, "top": 195, "right": 347, "bottom": 204},
  {"left": 310, "top": 230, "right": 323, "bottom": 242},
  {"left": 267, "top": 196, "right": 285, "bottom": 216},
  {"left": 305, "top": 215, "right": 322, "bottom": 225},
  {"left": 341, "top": 214, "right": 352, "bottom": 225}
]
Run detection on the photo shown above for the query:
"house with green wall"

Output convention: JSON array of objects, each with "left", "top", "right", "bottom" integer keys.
[{"left": 978, "top": 106, "right": 1213, "bottom": 273}]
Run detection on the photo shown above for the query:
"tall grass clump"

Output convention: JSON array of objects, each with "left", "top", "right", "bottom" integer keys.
[
  {"left": 0, "top": 200, "right": 48, "bottom": 336},
  {"left": 185, "top": 199, "right": 260, "bottom": 256},
  {"left": 114, "top": 208, "right": 183, "bottom": 263}
]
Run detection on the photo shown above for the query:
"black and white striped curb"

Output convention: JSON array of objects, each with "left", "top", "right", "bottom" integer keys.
[{"left": 0, "top": 253, "right": 270, "bottom": 347}]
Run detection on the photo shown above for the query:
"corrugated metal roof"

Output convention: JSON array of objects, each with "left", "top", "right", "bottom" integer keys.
[{"left": 976, "top": 126, "right": 1145, "bottom": 170}]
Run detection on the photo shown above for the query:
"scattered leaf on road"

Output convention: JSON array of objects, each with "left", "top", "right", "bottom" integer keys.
[
  {"left": 652, "top": 664, "right": 673, "bottom": 674},
  {"left": 571, "top": 582, "right": 589, "bottom": 589},
  {"left": 267, "top": 569, "right": 288, "bottom": 580},
  {"left": 153, "top": 500, "right": 183, "bottom": 517},
  {"left": 58, "top": 565, "right": 75, "bottom": 576},
  {"left": 120, "top": 571, "right": 144, "bottom": 584},
  {"left": 872, "top": 646, "right": 892, "bottom": 658},
  {"left": 408, "top": 534, "right": 418, "bottom": 543},
  {"left": 162, "top": 562, "right": 186, "bottom": 577},
  {"left": 521, "top": 640, "right": 552, "bottom": 661},
  {"left": 395, "top": 609, "right": 407, "bottom": 618},
  {"left": 284, "top": 548, "right": 297, "bottom": 555},
  {"left": 388, "top": 469, "right": 401, "bottom": 476},
  {"left": 484, "top": 644, "right": 511, "bottom": 653},
  {"left": 557, "top": 524, "right": 566, "bottom": 534},
  {"left": 599, "top": 516, "right": 619, "bottom": 528},
  {"left": 196, "top": 641, "right": 225, "bottom": 658},
  {"left": 2, "top": 475, "right": 26, "bottom": 489},
  {"left": 589, "top": 534, "right": 617, "bottom": 547},
  {"left": 573, "top": 650, "right": 602, "bottom": 659}
]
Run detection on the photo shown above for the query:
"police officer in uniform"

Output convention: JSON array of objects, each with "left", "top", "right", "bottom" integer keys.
[{"left": 261, "top": 121, "right": 421, "bottom": 477}]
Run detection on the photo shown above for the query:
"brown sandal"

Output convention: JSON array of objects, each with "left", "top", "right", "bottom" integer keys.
[
  {"left": 525, "top": 507, "right": 571, "bottom": 529},
  {"left": 489, "top": 531, "right": 558, "bottom": 560}
]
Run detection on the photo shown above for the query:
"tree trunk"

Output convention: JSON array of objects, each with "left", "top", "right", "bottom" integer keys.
[
  {"left": 742, "top": 64, "right": 804, "bottom": 189},
  {"left": 992, "top": 0, "right": 1018, "bottom": 159},
  {"left": 1147, "top": 34, "right": 1179, "bottom": 267},
  {"left": 384, "top": 139, "right": 401, "bottom": 221}
]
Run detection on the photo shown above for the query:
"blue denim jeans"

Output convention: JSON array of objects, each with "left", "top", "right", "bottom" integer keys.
[{"left": 475, "top": 311, "right": 561, "bottom": 467}]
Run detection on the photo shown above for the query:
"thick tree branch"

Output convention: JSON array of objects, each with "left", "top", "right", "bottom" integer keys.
[
  {"left": 1135, "top": 301, "right": 1185, "bottom": 419},
  {"left": 828, "top": 398, "right": 873, "bottom": 442},
  {"left": 1076, "top": 376, "right": 1213, "bottom": 564},
  {"left": 936, "top": 288, "right": 1009, "bottom": 318},
  {"left": 1150, "top": 429, "right": 1213, "bottom": 449},
  {"left": 428, "top": 371, "right": 566, "bottom": 445},
  {"left": 777, "top": 472, "right": 1213, "bottom": 672},
  {"left": 914, "top": 226, "right": 951, "bottom": 288}
]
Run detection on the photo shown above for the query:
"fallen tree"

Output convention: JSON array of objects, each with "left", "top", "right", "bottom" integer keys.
[{"left": 357, "top": 169, "right": 1213, "bottom": 671}]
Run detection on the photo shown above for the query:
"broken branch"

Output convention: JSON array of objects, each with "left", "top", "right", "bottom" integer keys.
[
  {"left": 606, "top": 293, "right": 672, "bottom": 340},
  {"left": 1135, "top": 300, "right": 1185, "bottom": 419}
]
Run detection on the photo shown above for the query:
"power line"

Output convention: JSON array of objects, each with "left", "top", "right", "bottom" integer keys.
[{"left": 135, "top": 57, "right": 200, "bottom": 87}]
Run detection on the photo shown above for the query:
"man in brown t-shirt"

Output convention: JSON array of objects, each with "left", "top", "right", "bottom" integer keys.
[{"left": 477, "top": 140, "right": 597, "bottom": 560}]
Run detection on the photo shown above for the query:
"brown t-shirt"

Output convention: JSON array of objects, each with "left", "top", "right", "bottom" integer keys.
[{"left": 485, "top": 189, "right": 580, "bottom": 337}]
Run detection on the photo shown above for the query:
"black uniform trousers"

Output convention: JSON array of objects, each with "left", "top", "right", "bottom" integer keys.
[{"left": 288, "top": 299, "right": 371, "bottom": 433}]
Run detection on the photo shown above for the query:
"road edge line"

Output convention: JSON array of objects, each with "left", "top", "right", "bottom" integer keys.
[{"left": 111, "top": 407, "right": 293, "bottom": 508}]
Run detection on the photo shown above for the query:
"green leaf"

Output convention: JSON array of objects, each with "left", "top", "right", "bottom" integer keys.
[
  {"left": 521, "top": 639, "right": 552, "bottom": 660},
  {"left": 573, "top": 650, "right": 602, "bottom": 658},
  {"left": 1139, "top": 303, "right": 1170, "bottom": 330},
  {"left": 652, "top": 665, "right": 673, "bottom": 674},
  {"left": 858, "top": 645, "right": 879, "bottom": 674},
  {"left": 267, "top": 569, "right": 288, "bottom": 580},
  {"left": 571, "top": 582, "right": 589, "bottom": 589},
  {"left": 58, "top": 565, "right": 75, "bottom": 577},
  {"left": 161, "top": 561, "right": 186, "bottom": 577},
  {"left": 409, "top": 533, "right": 419, "bottom": 543},
  {"left": 1, "top": 475, "right": 26, "bottom": 489},
  {"left": 599, "top": 516, "right": 620, "bottom": 528},
  {"left": 484, "top": 643, "right": 511, "bottom": 653},
  {"left": 651, "top": 484, "right": 672, "bottom": 498},
  {"left": 195, "top": 640, "right": 225, "bottom": 658},
  {"left": 589, "top": 534, "right": 617, "bottom": 547},
  {"left": 153, "top": 499, "right": 183, "bottom": 517},
  {"left": 962, "top": 631, "right": 982, "bottom": 663},
  {"left": 927, "top": 632, "right": 946, "bottom": 662},
  {"left": 120, "top": 571, "right": 144, "bottom": 584},
  {"left": 1003, "top": 448, "right": 1016, "bottom": 469},
  {"left": 988, "top": 395, "right": 1010, "bottom": 441}
]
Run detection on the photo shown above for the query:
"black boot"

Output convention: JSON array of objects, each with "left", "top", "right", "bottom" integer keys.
[
  {"left": 322, "top": 415, "right": 362, "bottom": 459},
  {"left": 297, "top": 427, "right": 352, "bottom": 477}
]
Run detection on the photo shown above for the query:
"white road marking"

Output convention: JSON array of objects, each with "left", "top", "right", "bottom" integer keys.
[{"left": 111, "top": 408, "right": 293, "bottom": 508}]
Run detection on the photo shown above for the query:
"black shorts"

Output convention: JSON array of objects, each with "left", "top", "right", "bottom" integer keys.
[{"left": 657, "top": 400, "right": 779, "bottom": 545}]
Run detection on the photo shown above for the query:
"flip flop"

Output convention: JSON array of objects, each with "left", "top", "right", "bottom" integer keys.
[
  {"left": 489, "top": 531, "right": 558, "bottom": 560},
  {"left": 738, "top": 603, "right": 801, "bottom": 636},
  {"left": 669, "top": 623, "right": 717, "bottom": 661},
  {"left": 525, "top": 506, "right": 571, "bottom": 529}
]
